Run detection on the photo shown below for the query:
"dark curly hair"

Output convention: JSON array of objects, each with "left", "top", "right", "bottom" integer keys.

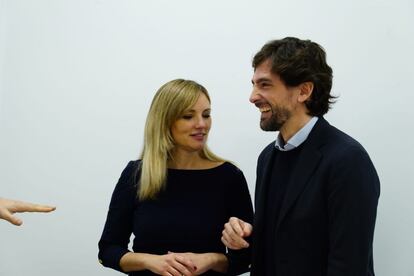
[{"left": 253, "top": 37, "right": 336, "bottom": 116}]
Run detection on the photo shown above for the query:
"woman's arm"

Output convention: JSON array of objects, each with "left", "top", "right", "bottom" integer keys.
[
  {"left": 170, "top": 252, "right": 228, "bottom": 275},
  {"left": 120, "top": 252, "right": 197, "bottom": 276},
  {"left": 98, "top": 161, "right": 138, "bottom": 272}
]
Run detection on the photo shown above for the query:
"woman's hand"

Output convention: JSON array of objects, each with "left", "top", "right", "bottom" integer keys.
[
  {"left": 145, "top": 253, "right": 197, "bottom": 276},
  {"left": 169, "top": 252, "right": 228, "bottom": 275}
]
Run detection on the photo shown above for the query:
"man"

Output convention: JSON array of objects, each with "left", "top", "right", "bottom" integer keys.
[
  {"left": 222, "top": 37, "right": 380, "bottom": 275},
  {"left": 0, "top": 197, "right": 55, "bottom": 226}
]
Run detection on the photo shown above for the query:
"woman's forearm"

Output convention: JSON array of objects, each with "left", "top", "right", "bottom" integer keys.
[
  {"left": 120, "top": 252, "right": 197, "bottom": 275},
  {"left": 119, "top": 252, "right": 154, "bottom": 272},
  {"left": 204, "top": 253, "right": 228, "bottom": 273}
]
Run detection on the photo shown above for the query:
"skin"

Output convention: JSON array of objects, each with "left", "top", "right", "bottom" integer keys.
[
  {"left": 0, "top": 198, "right": 56, "bottom": 226},
  {"left": 221, "top": 59, "right": 314, "bottom": 250},
  {"left": 120, "top": 93, "right": 228, "bottom": 275},
  {"left": 169, "top": 93, "right": 213, "bottom": 169},
  {"left": 249, "top": 59, "right": 314, "bottom": 142},
  {"left": 120, "top": 252, "right": 197, "bottom": 276},
  {"left": 169, "top": 252, "right": 228, "bottom": 275}
]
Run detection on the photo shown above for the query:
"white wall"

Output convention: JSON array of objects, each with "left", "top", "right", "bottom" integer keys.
[{"left": 1, "top": 0, "right": 413, "bottom": 275}]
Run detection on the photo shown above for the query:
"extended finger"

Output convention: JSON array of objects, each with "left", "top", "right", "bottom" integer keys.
[{"left": 15, "top": 202, "right": 56, "bottom": 213}]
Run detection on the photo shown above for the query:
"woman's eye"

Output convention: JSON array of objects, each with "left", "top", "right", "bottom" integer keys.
[
  {"left": 203, "top": 114, "right": 211, "bottom": 118},
  {"left": 182, "top": 115, "right": 192, "bottom": 120}
]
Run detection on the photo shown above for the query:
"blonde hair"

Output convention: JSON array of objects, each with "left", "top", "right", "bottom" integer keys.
[{"left": 138, "top": 79, "right": 225, "bottom": 200}]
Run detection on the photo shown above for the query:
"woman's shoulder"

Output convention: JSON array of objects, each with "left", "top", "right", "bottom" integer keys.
[
  {"left": 215, "top": 161, "right": 244, "bottom": 176},
  {"left": 118, "top": 160, "right": 141, "bottom": 184},
  {"left": 126, "top": 159, "right": 141, "bottom": 169},
  {"left": 120, "top": 160, "right": 140, "bottom": 176}
]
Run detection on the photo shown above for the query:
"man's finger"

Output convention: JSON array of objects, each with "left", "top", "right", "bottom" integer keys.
[
  {"left": 228, "top": 217, "right": 245, "bottom": 236},
  {"left": 222, "top": 236, "right": 239, "bottom": 250},
  {"left": 222, "top": 229, "right": 249, "bottom": 249},
  {"left": 242, "top": 222, "right": 253, "bottom": 237}
]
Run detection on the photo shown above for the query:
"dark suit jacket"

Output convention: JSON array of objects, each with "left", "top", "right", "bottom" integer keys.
[{"left": 251, "top": 117, "right": 380, "bottom": 276}]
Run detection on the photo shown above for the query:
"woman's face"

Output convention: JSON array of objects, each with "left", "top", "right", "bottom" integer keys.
[{"left": 171, "top": 93, "right": 211, "bottom": 153}]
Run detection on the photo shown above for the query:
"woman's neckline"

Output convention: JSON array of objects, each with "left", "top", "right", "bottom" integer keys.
[{"left": 167, "top": 161, "right": 227, "bottom": 171}]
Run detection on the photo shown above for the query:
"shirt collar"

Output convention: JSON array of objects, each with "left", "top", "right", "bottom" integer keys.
[{"left": 275, "top": 116, "right": 319, "bottom": 151}]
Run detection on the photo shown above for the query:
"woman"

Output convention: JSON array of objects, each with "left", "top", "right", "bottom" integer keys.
[{"left": 98, "top": 79, "right": 253, "bottom": 275}]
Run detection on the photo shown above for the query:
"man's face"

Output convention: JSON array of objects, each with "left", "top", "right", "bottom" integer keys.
[{"left": 250, "top": 59, "right": 300, "bottom": 132}]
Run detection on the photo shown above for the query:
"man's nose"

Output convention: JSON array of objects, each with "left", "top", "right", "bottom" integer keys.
[{"left": 249, "top": 88, "right": 260, "bottom": 104}]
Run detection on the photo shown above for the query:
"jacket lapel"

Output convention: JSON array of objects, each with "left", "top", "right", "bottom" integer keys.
[{"left": 275, "top": 118, "right": 329, "bottom": 230}]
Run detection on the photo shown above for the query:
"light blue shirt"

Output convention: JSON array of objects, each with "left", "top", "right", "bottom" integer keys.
[{"left": 275, "top": 117, "right": 319, "bottom": 151}]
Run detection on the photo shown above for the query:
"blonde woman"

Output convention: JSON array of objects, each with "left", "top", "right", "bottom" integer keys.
[{"left": 98, "top": 79, "right": 253, "bottom": 276}]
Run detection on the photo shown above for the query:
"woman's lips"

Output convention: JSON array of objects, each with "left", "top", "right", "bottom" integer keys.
[{"left": 191, "top": 133, "right": 206, "bottom": 141}]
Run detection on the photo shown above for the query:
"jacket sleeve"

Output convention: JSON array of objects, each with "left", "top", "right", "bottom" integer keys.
[
  {"left": 326, "top": 146, "right": 380, "bottom": 276},
  {"left": 225, "top": 168, "right": 254, "bottom": 275},
  {"left": 98, "top": 161, "right": 139, "bottom": 273}
]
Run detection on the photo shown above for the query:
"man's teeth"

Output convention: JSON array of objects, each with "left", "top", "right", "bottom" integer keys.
[{"left": 260, "top": 107, "right": 271, "bottom": 113}]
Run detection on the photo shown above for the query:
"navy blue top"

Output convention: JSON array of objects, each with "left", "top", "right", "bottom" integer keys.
[{"left": 98, "top": 161, "right": 254, "bottom": 275}]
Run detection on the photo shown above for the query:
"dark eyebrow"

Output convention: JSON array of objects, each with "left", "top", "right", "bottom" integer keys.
[{"left": 252, "top": 78, "right": 273, "bottom": 85}]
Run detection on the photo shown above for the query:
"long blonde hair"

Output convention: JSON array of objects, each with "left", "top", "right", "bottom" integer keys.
[{"left": 138, "top": 79, "right": 225, "bottom": 200}]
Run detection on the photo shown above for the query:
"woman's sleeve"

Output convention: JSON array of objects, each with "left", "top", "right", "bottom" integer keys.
[
  {"left": 98, "top": 161, "right": 139, "bottom": 273},
  {"left": 226, "top": 167, "right": 254, "bottom": 275}
]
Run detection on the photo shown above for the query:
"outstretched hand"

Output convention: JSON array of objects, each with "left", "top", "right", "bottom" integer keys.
[{"left": 0, "top": 198, "right": 56, "bottom": 226}]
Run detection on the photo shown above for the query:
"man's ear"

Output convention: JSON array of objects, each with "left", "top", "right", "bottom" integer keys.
[{"left": 298, "top": 82, "right": 314, "bottom": 103}]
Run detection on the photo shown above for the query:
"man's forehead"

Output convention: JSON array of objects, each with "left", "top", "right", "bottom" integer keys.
[{"left": 252, "top": 66, "right": 278, "bottom": 83}]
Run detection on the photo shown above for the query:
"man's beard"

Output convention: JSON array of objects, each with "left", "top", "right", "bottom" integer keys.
[{"left": 260, "top": 105, "right": 291, "bottom": 131}]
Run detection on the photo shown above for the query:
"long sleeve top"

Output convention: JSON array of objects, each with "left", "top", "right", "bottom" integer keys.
[{"left": 98, "top": 160, "right": 254, "bottom": 275}]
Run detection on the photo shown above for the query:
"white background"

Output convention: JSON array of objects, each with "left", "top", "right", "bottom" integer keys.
[{"left": 1, "top": 0, "right": 413, "bottom": 275}]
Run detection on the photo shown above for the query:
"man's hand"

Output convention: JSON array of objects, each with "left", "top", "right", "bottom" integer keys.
[
  {"left": 221, "top": 217, "right": 253, "bottom": 249},
  {"left": 0, "top": 198, "right": 56, "bottom": 226}
]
